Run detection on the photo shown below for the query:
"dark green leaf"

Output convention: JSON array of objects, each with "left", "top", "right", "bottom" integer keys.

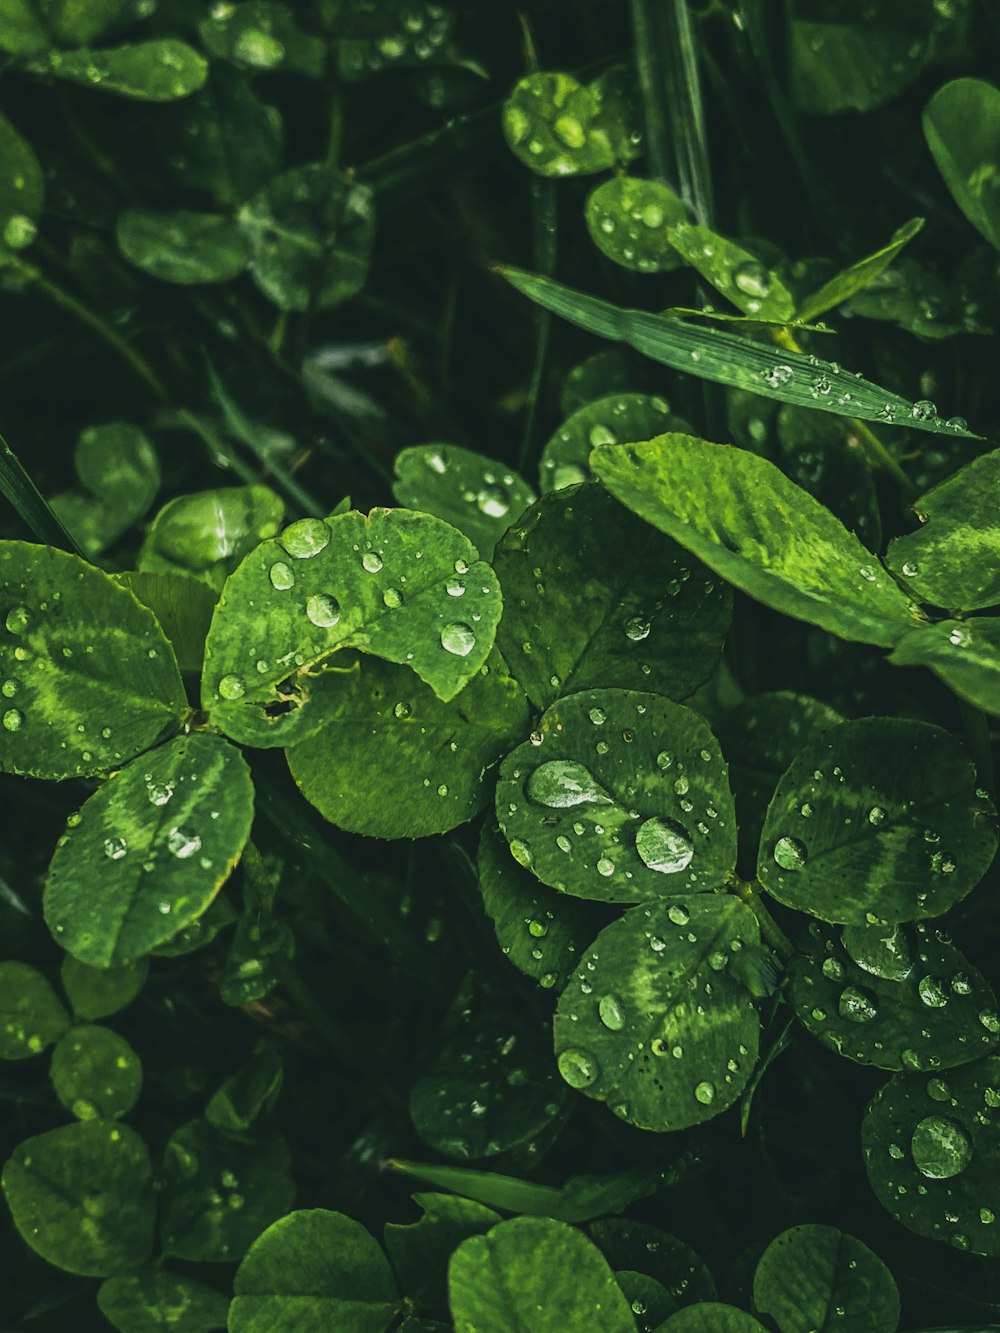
[
  {"left": 0, "top": 0, "right": 48, "bottom": 55},
  {"left": 117, "top": 209, "right": 248, "bottom": 285},
  {"left": 98, "top": 1270, "right": 230, "bottom": 1333},
  {"left": 655, "top": 1305, "right": 766, "bottom": 1332},
  {"left": 584, "top": 177, "right": 687, "bottom": 273},
  {"left": 52, "top": 422, "right": 160, "bottom": 558},
  {"left": 47, "top": 41, "right": 209, "bottom": 101},
  {"left": 49, "top": 1024, "right": 142, "bottom": 1119},
  {"left": 0, "top": 109, "right": 43, "bottom": 256},
  {"left": 205, "top": 1046, "right": 283, "bottom": 1135},
  {"left": 924, "top": 78, "right": 1000, "bottom": 251},
  {"left": 384, "top": 1193, "right": 501, "bottom": 1308},
  {"left": 591, "top": 1219, "right": 715, "bottom": 1310},
  {"left": 774, "top": 406, "right": 882, "bottom": 551},
  {"left": 44, "top": 0, "right": 129, "bottom": 46},
  {"left": 539, "top": 393, "right": 680, "bottom": 493},
  {"left": 502, "top": 73, "right": 619, "bottom": 178},
  {"left": 139, "top": 485, "right": 285, "bottom": 591},
  {"left": 616, "top": 1271, "right": 676, "bottom": 1332},
  {"left": 0, "top": 961, "right": 68, "bottom": 1058},
  {"left": 891, "top": 618, "right": 1000, "bottom": 716},
  {"left": 60, "top": 955, "right": 148, "bottom": 1020},
  {"left": 119, "top": 572, "right": 218, "bottom": 675}
]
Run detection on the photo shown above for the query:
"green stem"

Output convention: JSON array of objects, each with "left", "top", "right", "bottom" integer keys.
[{"left": 728, "top": 877, "right": 794, "bottom": 959}]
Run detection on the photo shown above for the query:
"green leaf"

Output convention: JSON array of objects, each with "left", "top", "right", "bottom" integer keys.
[
  {"left": 287, "top": 652, "right": 528, "bottom": 839},
  {"left": 2, "top": 1120, "right": 155, "bottom": 1276},
  {"left": 655, "top": 1306, "right": 766, "bottom": 1332},
  {"left": 752, "top": 1222, "right": 900, "bottom": 1333},
  {"left": 160, "top": 1118, "right": 294, "bottom": 1263},
  {"left": 44, "top": 732, "right": 255, "bottom": 966},
  {"left": 44, "top": 0, "right": 129, "bottom": 46},
  {"left": 337, "top": 0, "right": 469, "bottom": 83},
  {"left": 47, "top": 41, "right": 209, "bottom": 101},
  {"left": 498, "top": 688, "right": 736, "bottom": 903},
  {"left": 202, "top": 509, "right": 502, "bottom": 747},
  {"left": 924, "top": 79, "right": 1000, "bottom": 252},
  {"left": 238, "top": 163, "right": 375, "bottom": 311},
  {"left": 229, "top": 1208, "right": 400, "bottom": 1332},
  {"left": 797, "top": 218, "right": 925, "bottom": 323},
  {"left": 554, "top": 896, "right": 760, "bottom": 1131},
  {"left": 198, "top": 1, "right": 325, "bottom": 77},
  {"left": 788, "top": 920, "right": 998, "bottom": 1072},
  {"left": 773, "top": 405, "right": 882, "bottom": 553},
  {"left": 392, "top": 444, "right": 536, "bottom": 560},
  {"left": 0, "top": 540, "right": 186, "bottom": 780},
  {"left": 757, "top": 717, "right": 997, "bottom": 926},
  {"left": 887, "top": 450, "right": 1000, "bottom": 611},
  {"left": 116, "top": 209, "right": 248, "bottom": 285},
  {"left": 494, "top": 484, "right": 730, "bottom": 711},
  {"left": 478, "top": 820, "right": 609, "bottom": 992},
  {"left": 500, "top": 267, "right": 983, "bottom": 439},
  {"left": 151, "top": 891, "right": 236, "bottom": 958},
  {"left": 120, "top": 572, "right": 218, "bottom": 675},
  {"left": 205, "top": 1046, "right": 283, "bottom": 1135},
  {"left": 98, "top": 1270, "right": 230, "bottom": 1333},
  {"left": 384, "top": 1193, "right": 501, "bottom": 1308},
  {"left": 616, "top": 1272, "right": 676, "bottom": 1332},
  {"left": 590, "top": 1219, "right": 715, "bottom": 1312},
  {"left": 560, "top": 349, "right": 661, "bottom": 414},
  {"left": 139, "top": 485, "right": 285, "bottom": 591},
  {"left": 862, "top": 1053, "right": 1000, "bottom": 1256},
  {"left": 0, "top": 109, "right": 43, "bottom": 257},
  {"left": 448, "top": 1215, "right": 638, "bottom": 1333},
  {"left": 890, "top": 618, "right": 1000, "bottom": 716},
  {"left": 666, "top": 224, "right": 796, "bottom": 321},
  {"left": 592, "top": 435, "right": 919, "bottom": 648},
  {"left": 51, "top": 422, "right": 160, "bottom": 558},
  {"left": 584, "top": 177, "right": 687, "bottom": 273},
  {"left": 50, "top": 1024, "right": 142, "bottom": 1120},
  {"left": 0, "top": 961, "right": 68, "bottom": 1058},
  {"left": 539, "top": 393, "right": 681, "bottom": 493},
  {"left": 502, "top": 72, "right": 619, "bottom": 178},
  {"left": 60, "top": 955, "right": 148, "bottom": 1020},
  {"left": 0, "top": 0, "right": 49, "bottom": 55}
]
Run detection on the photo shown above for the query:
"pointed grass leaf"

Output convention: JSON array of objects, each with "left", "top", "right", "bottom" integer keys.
[
  {"left": 1, "top": 1120, "right": 155, "bottom": 1276},
  {"left": 60, "top": 955, "right": 148, "bottom": 1020},
  {"left": 751, "top": 1223, "right": 900, "bottom": 1333},
  {"left": 0, "top": 110, "right": 43, "bottom": 257},
  {"left": 139, "top": 485, "right": 284, "bottom": 591},
  {"left": 50, "top": 1024, "right": 142, "bottom": 1120},
  {"left": 384, "top": 1193, "right": 500, "bottom": 1310},
  {"left": 97, "top": 1270, "right": 231, "bottom": 1333},
  {"left": 502, "top": 72, "right": 619, "bottom": 178},
  {"left": 478, "top": 820, "right": 610, "bottom": 992},
  {"left": 788, "top": 921, "right": 998, "bottom": 1072},
  {"left": 554, "top": 896, "right": 760, "bottom": 1131},
  {"left": 758, "top": 718, "right": 997, "bottom": 927},
  {"left": 539, "top": 393, "right": 680, "bottom": 493},
  {"left": 924, "top": 79, "right": 1000, "bottom": 252},
  {"left": 591, "top": 1219, "right": 715, "bottom": 1311},
  {"left": 862, "top": 1053, "right": 1000, "bottom": 1256},
  {"left": 0, "top": 961, "right": 68, "bottom": 1058},
  {"left": 891, "top": 618, "right": 1000, "bottom": 716},
  {"left": 116, "top": 209, "right": 248, "bottom": 285},
  {"left": 585, "top": 177, "right": 687, "bottom": 273},
  {"left": 120, "top": 572, "right": 218, "bottom": 675},
  {"left": 47, "top": 41, "right": 209, "bottom": 101},
  {"left": 494, "top": 485, "right": 731, "bottom": 711},
  {"left": 238, "top": 164, "right": 375, "bottom": 311},
  {"left": 500, "top": 267, "right": 983, "bottom": 439},
  {"left": 44, "top": 0, "right": 130, "bottom": 46},
  {"left": 198, "top": 1, "right": 325, "bottom": 78},
  {"left": 44, "top": 732, "right": 255, "bottom": 967},
  {"left": 202, "top": 508, "right": 502, "bottom": 747},
  {"left": 160, "top": 1119, "right": 294, "bottom": 1263},
  {"left": 591, "top": 436, "right": 919, "bottom": 648},
  {"left": 229, "top": 1208, "right": 400, "bottom": 1332},
  {"left": 665, "top": 224, "right": 796, "bottom": 321},
  {"left": 797, "top": 218, "right": 925, "bottom": 323},
  {"left": 497, "top": 688, "right": 736, "bottom": 903},
  {"left": 448, "top": 1215, "right": 637, "bottom": 1333},
  {"left": 887, "top": 449, "right": 1000, "bottom": 611},
  {"left": 0, "top": 540, "right": 186, "bottom": 780},
  {"left": 655, "top": 1308, "right": 766, "bottom": 1333},
  {"left": 392, "top": 444, "right": 536, "bottom": 559}
]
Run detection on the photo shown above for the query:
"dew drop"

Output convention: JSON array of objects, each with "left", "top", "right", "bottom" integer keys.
[
  {"left": 477, "top": 484, "right": 510, "bottom": 518},
  {"left": 911, "top": 1115, "right": 973, "bottom": 1179},
  {"left": 441, "top": 623, "right": 476, "bottom": 657},
  {"left": 218, "top": 674, "right": 246, "bottom": 700},
  {"left": 842, "top": 922, "right": 914, "bottom": 982},
  {"left": 280, "top": 518, "right": 330, "bottom": 559},
  {"left": 598, "top": 994, "right": 625, "bottom": 1031},
  {"left": 527, "top": 759, "right": 613, "bottom": 809},
  {"left": 773, "top": 835, "right": 807, "bottom": 870},
  {"left": 918, "top": 975, "right": 949, "bottom": 1008},
  {"left": 4, "top": 606, "right": 30, "bottom": 634},
  {"left": 694, "top": 1080, "right": 715, "bottom": 1105},
  {"left": 838, "top": 985, "right": 877, "bottom": 1023},
  {"left": 2, "top": 708, "right": 23, "bottom": 732},
  {"left": 635, "top": 817, "right": 694, "bottom": 874},
  {"left": 268, "top": 561, "right": 295, "bottom": 590},
  {"left": 362, "top": 551, "right": 383, "bottom": 573},
  {"left": 558, "top": 1047, "right": 599, "bottom": 1088},
  {"left": 624, "top": 616, "right": 650, "bottom": 642},
  {"left": 104, "top": 837, "right": 127, "bottom": 860},
  {"left": 733, "top": 259, "right": 771, "bottom": 299},
  {"left": 167, "top": 828, "right": 202, "bottom": 859},
  {"left": 306, "top": 594, "right": 341, "bottom": 628}
]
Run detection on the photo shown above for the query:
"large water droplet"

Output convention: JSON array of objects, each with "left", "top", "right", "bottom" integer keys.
[
  {"left": 694, "top": 1080, "right": 715, "bottom": 1105},
  {"left": 167, "top": 828, "right": 202, "bottom": 859},
  {"left": 558, "top": 1047, "right": 599, "bottom": 1088},
  {"left": 441, "top": 623, "right": 476, "bottom": 657},
  {"left": 635, "top": 817, "right": 694, "bottom": 874},
  {"left": 733, "top": 259, "right": 771, "bottom": 299},
  {"left": 918, "top": 975, "right": 949, "bottom": 1008},
  {"left": 218, "top": 674, "right": 246, "bottom": 700},
  {"left": 527, "top": 759, "right": 613, "bottom": 809},
  {"left": 2, "top": 708, "right": 23, "bottom": 732},
  {"left": 773, "top": 836, "right": 807, "bottom": 870},
  {"left": 362, "top": 551, "right": 383, "bottom": 573},
  {"left": 306, "top": 594, "right": 341, "bottom": 628},
  {"left": 624, "top": 616, "right": 650, "bottom": 642},
  {"left": 103, "top": 837, "right": 127, "bottom": 860},
  {"left": 280, "top": 518, "right": 330, "bottom": 559},
  {"left": 842, "top": 922, "right": 914, "bottom": 982},
  {"left": 598, "top": 994, "right": 625, "bottom": 1031},
  {"left": 4, "top": 606, "right": 30, "bottom": 634},
  {"left": 477, "top": 484, "right": 510, "bottom": 518},
  {"left": 911, "top": 1115, "right": 973, "bottom": 1179},
  {"left": 269, "top": 561, "right": 295, "bottom": 590},
  {"left": 838, "top": 985, "right": 878, "bottom": 1023}
]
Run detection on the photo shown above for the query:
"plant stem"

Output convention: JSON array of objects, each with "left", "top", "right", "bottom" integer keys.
[{"left": 728, "top": 876, "right": 794, "bottom": 959}]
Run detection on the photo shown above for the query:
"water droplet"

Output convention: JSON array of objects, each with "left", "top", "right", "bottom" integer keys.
[
  {"left": 911, "top": 1115, "right": 973, "bottom": 1179},
  {"left": 842, "top": 922, "right": 914, "bottom": 982},
  {"left": 821, "top": 957, "right": 845, "bottom": 981},
  {"left": 0, "top": 679, "right": 16, "bottom": 698},
  {"left": 306, "top": 594, "right": 341, "bottom": 628},
  {"left": 447, "top": 577, "right": 465, "bottom": 596},
  {"left": 362, "top": 551, "right": 383, "bottom": 573},
  {"left": 553, "top": 114, "right": 586, "bottom": 148},
  {"left": 694, "top": 1080, "right": 715, "bottom": 1105},
  {"left": 558, "top": 1047, "right": 599, "bottom": 1088},
  {"left": 597, "top": 856, "right": 615, "bottom": 876},
  {"left": 441, "top": 623, "right": 476, "bottom": 657},
  {"left": 927, "top": 1077, "right": 952, "bottom": 1102},
  {"left": 911, "top": 399, "right": 938, "bottom": 421},
  {"left": 667, "top": 903, "right": 690, "bottom": 926},
  {"left": 773, "top": 835, "right": 807, "bottom": 870},
  {"left": 104, "top": 837, "right": 127, "bottom": 860},
  {"left": 588, "top": 707, "right": 606, "bottom": 725},
  {"left": 598, "top": 995, "right": 625, "bottom": 1031},
  {"left": 280, "top": 518, "right": 330, "bottom": 559},
  {"left": 2, "top": 708, "right": 22, "bottom": 732},
  {"left": 635, "top": 817, "right": 694, "bottom": 874},
  {"left": 146, "top": 781, "right": 174, "bottom": 806},
  {"left": 382, "top": 587, "right": 403, "bottom": 609},
  {"left": 733, "top": 259, "right": 771, "bottom": 299},
  {"left": 269, "top": 561, "right": 295, "bottom": 590},
  {"left": 625, "top": 616, "right": 650, "bottom": 642},
  {"left": 838, "top": 985, "right": 878, "bottom": 1023},
  {"left": 527, "top": 759, "right": 612, "bottom": 809},
  {"left": 868, "top": 806, "right": 887, "bottom": 826},
  {"left": 918, "top": 975, "right": 949, "bottom": 1008},
  {"left": 477, "top": 484, "right": 510, "bottom": 518},
  {"left": 4, "top": 606, "right": 30, "bottom": 634},
  {"left": 218, "top": 674, "right": 246, "bottom": 700},
  {"left": 509, "top": 839, "right": 533, "bottom": 868},
  {"left": 167, "top": 828, "right": 202, "bottom": 859}
]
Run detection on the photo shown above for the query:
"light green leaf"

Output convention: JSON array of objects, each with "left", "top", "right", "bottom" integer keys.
[
  {"left": 287, "top": 653, "right": 527, "bottom": 839},
  {"left": 198, "top": 1, "right": 325, "bottom": 77},
  {"left": 392, "top": 444, "right": 536, "bottom": 560},
  {"left": 98, "top": 1270, "right": 230, "bottom": 1333},
  {"left": 752, "top": 1223, "right": 899, "bottom": 1333},
  {"left": 205, "top": 1046, "right": 283, "bottom": 1135},
  {"left": 50, "top": 1024, "right": 142, "bottom": 1119},
  {"left": 924, "top": 78, "right": 1000, "bottom": 251},
  {"left": 60, "top": 955, "right": 148, "bottom": 1021},
  {"left": 0, "top": 109, "right": 43, "bottom": 256},
  {"left": 0, "top": 540, "right": 186, "bottom": 780},
  {"left": 655, "top": 1305, "right": 766, "bottom": 1332},
  {"left": 44, "top": 0, "right": 129, "bottom": 46},
  {"left": 44, "top": 732, "right": 255, "bottom": 967},
  {"left": 120, "top": 572, "right": 217, "bottom": 675},
  {"left": 891, "top": 618, "right": 1000, "bottom": 716},
  {"left": 554, "top": 896, "right": 760, "bottom": 1131},
  {"left": 757, "top": 718, "right": 997, "bottom": 926},
  {"left": 862, "top": 1053, "right": 1000, "bottom": 1256},
  {"left": 238, "top": 164, "right": 375, "bottom": 311},
  {"left": 591, "top": 1219, "right": 715, "bottom": 1312},
  {"left": 478, "top": 820, "right": 609, "bottom": 992},
  {"left": 51, "top": 421, "right": 160, "bottom": 558},
  {"left": 47, "top": 41, "right": 209, "bottom": 101},
  {"left": 139, "top": 484, "right": 285, "bottom": 591},
  {"left": 448, "top": 1216, "right": 637, "bottom": 1333},
  {"left": 592, "top": 436, "right": 919, "bottom": 648},
  {"left": 384, "top": 1194, "right": 501, "bottom": 1310},
  {"left": 887, "top": 450, "right": 1000, "bottom": 611},
  {"left": 788, "top": 920, "right": 998, "bottom": 1072},
  {"left": 229, "top": 1208, "right": 400, "bottom": 1332},
  {"left": 497, "top": 688, "right": 736, "bottom": 903},
  {"left": 2, "top": 1120, "right": 155, "bottom": 1276},
  {"left": 202, "top": 508, "right": 502, "bottom": 747},
  {"left": 494, "top": 484, "right": 730, "bottom": 711},
  {"left": 666, "top": 223, "right": 796, "bottom": 321},
  {"left": 0, "top": 961, "right": 68, "bottom": 1058},
  {"left": 0, "top": 0, "right": 49, "bottom": 55},
  {"left": 501, "top": 267, "right": 983, "bottom": 439},
  {"left": 160, "top": 1119, "right": 294, "bottom": 1263},
  {"left": 584, "top": 177, "right": 687, "bottom": 273},
  {"left": 797, "top": 218, "right": 925, "bottom": 323},
  {"left": 502, "top": 72, "right": 619, "bottom": 178},
  {"left": 117, "top": 209, "right": 248, "bottom": 285},
  {"left": 539, "top": 393, "right": 680, "bottom": 493}
]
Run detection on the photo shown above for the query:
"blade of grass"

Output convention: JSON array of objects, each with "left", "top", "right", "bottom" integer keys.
[
  {"left": 0, "top": 431, "right": 84, "bottom": 555},
  {"left": 661, "top": 0, "right": 714, "bottom": 226},
  {"left": 630, "top": 0, "right": 673, "bottom": 184}
]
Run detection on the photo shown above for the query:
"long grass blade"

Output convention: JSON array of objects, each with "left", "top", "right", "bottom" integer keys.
[{"left": 0, "top": 431, "right": 84, "bottom": 555}]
